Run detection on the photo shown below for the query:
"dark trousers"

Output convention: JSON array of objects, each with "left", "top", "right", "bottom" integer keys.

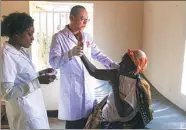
[{"left": 65, "top": 118, "right": 88, "bottom": 129}]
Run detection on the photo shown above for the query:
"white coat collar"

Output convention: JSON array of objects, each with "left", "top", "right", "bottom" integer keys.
[
  {"left": 3, "top": 42, "right": 23, "bottom": 55},
  {"left": 62, "top": 25, "right": 85, "bottom": 43},
  {"left": 3, "top": 42, "right": 33, "bottom": 65}
]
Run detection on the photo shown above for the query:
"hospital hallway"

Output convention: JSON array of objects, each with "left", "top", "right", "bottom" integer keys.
[{"left": 47, "top": 83, "right": 186, "bottom": 129}]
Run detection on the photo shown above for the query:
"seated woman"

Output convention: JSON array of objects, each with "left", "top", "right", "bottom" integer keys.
[{"left": 80, "top": 49, "right": 153, "bottom": 129}]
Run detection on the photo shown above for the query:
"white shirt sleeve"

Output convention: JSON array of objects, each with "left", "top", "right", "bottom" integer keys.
[
  {"left": 87, "top": 34, "right": 115, "bottom": 69},
  {"left": 0, "top": 48, "right": 38, "bottom": 101},
  {"left": 1, "top": 82, "right": 29, "bottom": 101},
  {"left": 49, "top": 33, "right": 71, "bottom": 69},
  {"left": 1, "top": 78, "right": 40, "bottom": 101}
]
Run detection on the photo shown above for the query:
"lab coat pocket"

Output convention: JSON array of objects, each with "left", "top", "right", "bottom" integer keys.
[
  {"left": 60, "top": 73, "right": 76, "bottom": 94},
  {"left": 18, "top": 89, "right": 46, "bottom": 121},
  {"left": 74, "top": 76, "right": 83, "bottom": 96}
]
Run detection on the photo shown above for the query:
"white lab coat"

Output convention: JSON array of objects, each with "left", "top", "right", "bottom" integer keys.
[
  {"left": 0, "top": 43, "right": 49, "bottom": 129},
  {"left": 49, "top": 26, "right": 116, "bottom": 120}
]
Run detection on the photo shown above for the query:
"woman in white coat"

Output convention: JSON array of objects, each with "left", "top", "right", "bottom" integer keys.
[{"left": 0, "top": 12, "right": 56, "bottom": 129}]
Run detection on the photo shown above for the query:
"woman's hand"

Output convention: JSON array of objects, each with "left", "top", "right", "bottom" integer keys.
[
  {"left": 39, "top": 68, "right": 55, "bottom": 76},
  {"left": 38, "top": 75, "right": 56, "bottom": 84}
]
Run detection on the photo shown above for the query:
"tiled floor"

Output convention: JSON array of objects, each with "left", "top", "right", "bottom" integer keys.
[
  {"left": 49, "top": 82, "right": 186, "bottom": 129},
  {"left": 49, "top": 118, "right": 65, "bottom": 129},
  {"left": 2, "top": 81, "right": 185, "bottom": 129},
  {"left": 146, "top": 87, "right": 186, "bottom": 129}
]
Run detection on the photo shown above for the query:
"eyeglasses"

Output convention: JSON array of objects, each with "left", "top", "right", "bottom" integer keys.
[{"left": 80, "top": 16, "right": 90, "bottom": 22}]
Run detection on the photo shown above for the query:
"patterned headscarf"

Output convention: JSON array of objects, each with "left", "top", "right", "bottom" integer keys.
[{"left": 127, "top": 49, "right": 148, "bottom": 74}]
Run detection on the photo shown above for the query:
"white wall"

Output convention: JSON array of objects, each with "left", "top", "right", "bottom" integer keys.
[
  {"left": 143, "top": 1, "right": 186, "bottom": 111},
  {"left": 1, "top": 1, "right": 143, "bottom": 110},
  {"left": 1, "top": 1, "right": 31, "bottom": 53},
  {"left": 93, "top": 1, "right": 144, "bottom": 66}
]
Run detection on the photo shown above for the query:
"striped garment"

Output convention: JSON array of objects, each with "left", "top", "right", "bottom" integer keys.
[
  {"left": 102, "top": 76, "right": 137, "bottom": 122},
  {"left": 84, "top": 76, "right": 153, "bottom": 129}
]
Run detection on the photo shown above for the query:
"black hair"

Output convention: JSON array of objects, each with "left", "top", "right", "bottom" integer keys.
[
  {"left": 1, "top": 12, "right": 34, "bottom": 38},
  {"left": 70, "top": 5, "right": 85, "bottom": 16}
]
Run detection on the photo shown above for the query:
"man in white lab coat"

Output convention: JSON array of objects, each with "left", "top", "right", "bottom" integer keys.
[{"left": 49, "top": 5, "right": 119, "bottom": 129}]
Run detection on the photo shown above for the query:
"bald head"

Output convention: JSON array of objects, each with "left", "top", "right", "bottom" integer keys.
[
  {"left": 69, "top": 5, "right": 89, "bottom": 32},
  {"left": 70, "top": 5, "right": 86, "bottom": 16}
]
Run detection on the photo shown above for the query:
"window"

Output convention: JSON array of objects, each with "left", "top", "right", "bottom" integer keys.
[
  {"left": 29, "top": 1, "right": 93, "bottom": 72},
  {"left": 181, "top": 40, "right": 186, "bottom": 95},
  {"left": 29, "top": 2, "right": 111, "bottom": 102}
]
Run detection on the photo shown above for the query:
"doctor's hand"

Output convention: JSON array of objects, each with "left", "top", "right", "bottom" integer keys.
[
  {"left": 38, "top": 75, "right": 56, "bottom": 84},
  {"left": 69, "top": 45, "right": 83, "bottom": 57}
]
